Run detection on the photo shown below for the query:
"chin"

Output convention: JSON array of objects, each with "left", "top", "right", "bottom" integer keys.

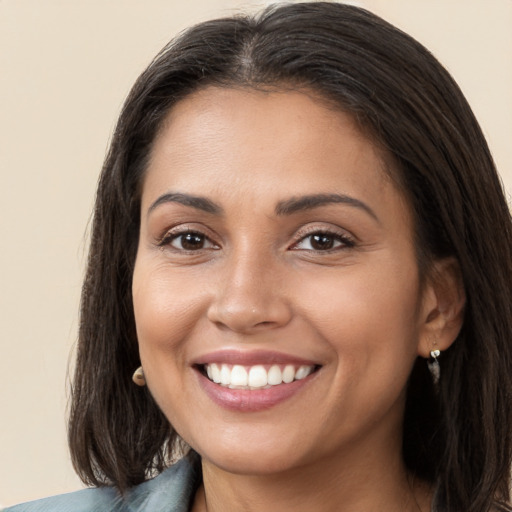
[
  {"left": 201, "top": 449, "right": 304, "bottom": 476},
  {"left": 188, "top": 431, "right": 312, "bottom": 476}
]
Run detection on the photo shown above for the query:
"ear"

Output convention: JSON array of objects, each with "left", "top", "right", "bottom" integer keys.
[{"left": 417, "top": 257, "right": 466, "bottom": 358}]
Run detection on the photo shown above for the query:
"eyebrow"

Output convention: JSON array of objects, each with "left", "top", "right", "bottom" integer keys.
[
  {"left": 148, "top": 192, "right": 223, "bottom": 215},
  {"left": 275, "top": 193, "right": 378, "bottom": 221},
  {"left": 147, "top": 191, "right": 377, "bottom": 221}
]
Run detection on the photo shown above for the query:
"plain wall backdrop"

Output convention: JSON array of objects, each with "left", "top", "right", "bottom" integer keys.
[{"left": 1, "top": 0, "right": 510, "bottom": 506}]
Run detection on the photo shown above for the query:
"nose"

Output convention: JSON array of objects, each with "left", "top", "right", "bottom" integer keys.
[{"left": 206, "top": 250, "right": 293, "bottom": 334}]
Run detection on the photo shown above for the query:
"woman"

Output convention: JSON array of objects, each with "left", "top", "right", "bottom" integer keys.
[{"left": 5, "top": 2, "right": 511, "bottom": 511}]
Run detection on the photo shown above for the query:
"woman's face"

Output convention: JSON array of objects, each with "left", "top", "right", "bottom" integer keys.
[{"left": 132, "top": 87, "right": 434, "bottom": 475}]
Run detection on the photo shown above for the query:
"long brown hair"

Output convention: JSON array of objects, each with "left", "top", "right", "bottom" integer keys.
[{"left": 69, "top": 3, "right": 512, "bottom": 510}]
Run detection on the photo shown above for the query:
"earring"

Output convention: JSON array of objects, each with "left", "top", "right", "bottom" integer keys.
[
  {"left": 132, "top": 366, "right": 146, "bottom": 386},
  {"left": 427, "top": 349, "right": 441, "bottom": 387}
]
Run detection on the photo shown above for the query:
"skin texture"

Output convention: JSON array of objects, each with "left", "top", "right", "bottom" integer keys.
[{"left": 132, "top": 87, "right": 464, "bottom": 512}]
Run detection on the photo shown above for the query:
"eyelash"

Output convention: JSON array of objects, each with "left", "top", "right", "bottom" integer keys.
[
  {"left": 157, "top": 228, "right": 218, "bottom": 252},
  {"left": 157, "top": 225, "right": 355, "bottom": 254},
  {"left": 291, "top": 228, "right": 355, "bottom": 252}
]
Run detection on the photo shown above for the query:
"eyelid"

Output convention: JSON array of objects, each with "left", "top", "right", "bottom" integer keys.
[
  {"left": 289, "top": 224, "right": 355, "bottom": 251},
  {"left": 156, "top": 224, "right": 219, "bottom": 249}
]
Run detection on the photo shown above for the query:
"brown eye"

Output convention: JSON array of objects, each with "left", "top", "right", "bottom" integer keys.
[
  {"left": 310, "top": 234, "right": 335, "bottom": 250},
  {"left": 169, "top": 232, "right": 215, "bottom": 251},
  {"left": 292, "top": 231, "right": 354, "bottom": 252}
]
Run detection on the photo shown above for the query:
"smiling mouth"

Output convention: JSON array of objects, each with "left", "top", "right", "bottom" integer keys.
[{"left": 200, "top": 363, "right": 320, "bottom": 390}]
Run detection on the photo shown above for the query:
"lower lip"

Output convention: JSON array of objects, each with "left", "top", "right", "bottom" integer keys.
[{"left": 196, "top": 370, "right": 317, "bottom": 412}]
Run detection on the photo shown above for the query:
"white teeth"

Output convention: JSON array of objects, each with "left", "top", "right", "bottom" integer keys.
[
  {"left": 220, "top": 364, "right": 231, "bottom": 386},
  {"left": 211, "top": 363, "right": 221, "bottom": 383},
  {"left": 203, "top": 362, "right": 316, "bottom": 389},
  {"left": 230, "top": 365, "right": 248, "bottom": 386},
  {"left": 267, "top": 365, "right": 282, "bottom": 386},
  {"left": 295, "top": 365, "right": 313, "bottom": 380},
  {"left": 248, "top": 365, "right": 268, "bottom": 388},
  {"left": 282, "top": 364, "right": 295, "bottom": 383}
]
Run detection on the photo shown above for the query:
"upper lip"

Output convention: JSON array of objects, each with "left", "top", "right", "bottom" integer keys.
[{"left": 193, "top": 349, "right": 320, "bottom": 367}]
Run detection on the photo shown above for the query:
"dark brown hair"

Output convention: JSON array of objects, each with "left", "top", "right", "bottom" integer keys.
[{"left": 69, "top": 3, "right": 512, "bottom": 511}]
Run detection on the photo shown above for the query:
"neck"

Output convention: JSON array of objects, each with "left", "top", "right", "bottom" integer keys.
[{"left": 192, "top": 440, "right": 432, "bottom": 512}]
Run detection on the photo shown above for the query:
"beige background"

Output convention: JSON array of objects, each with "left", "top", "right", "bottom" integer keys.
[{"left": 1, "top": 0, "right": 510, "bottom": 507}]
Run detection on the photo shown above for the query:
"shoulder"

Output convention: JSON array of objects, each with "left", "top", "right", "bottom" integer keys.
[{"left": 2, "top": 456, "right": 200, "bottom": 512}]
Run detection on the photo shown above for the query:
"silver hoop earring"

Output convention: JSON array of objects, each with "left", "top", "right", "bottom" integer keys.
[{"left": 132, "top": 366, "right": 146, "bottom": 386}]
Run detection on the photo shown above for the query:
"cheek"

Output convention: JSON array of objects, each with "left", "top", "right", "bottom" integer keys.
[
  {"left": 131, "top": 263, "right": 209, "bottom": 430},
  {"left": 132, "top": 262, "right": 207, "bottom": 368},
  {"left": 294, "top": 259, "right": 422, "bottom": 367}
]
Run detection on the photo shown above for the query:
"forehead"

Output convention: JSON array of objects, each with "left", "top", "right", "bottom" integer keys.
[
  {"left": 151, "top": 87, "right": 377, "bottom": 165},
  {"left": 142, "top": 86, "right": 403, "bottom": 216}
]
